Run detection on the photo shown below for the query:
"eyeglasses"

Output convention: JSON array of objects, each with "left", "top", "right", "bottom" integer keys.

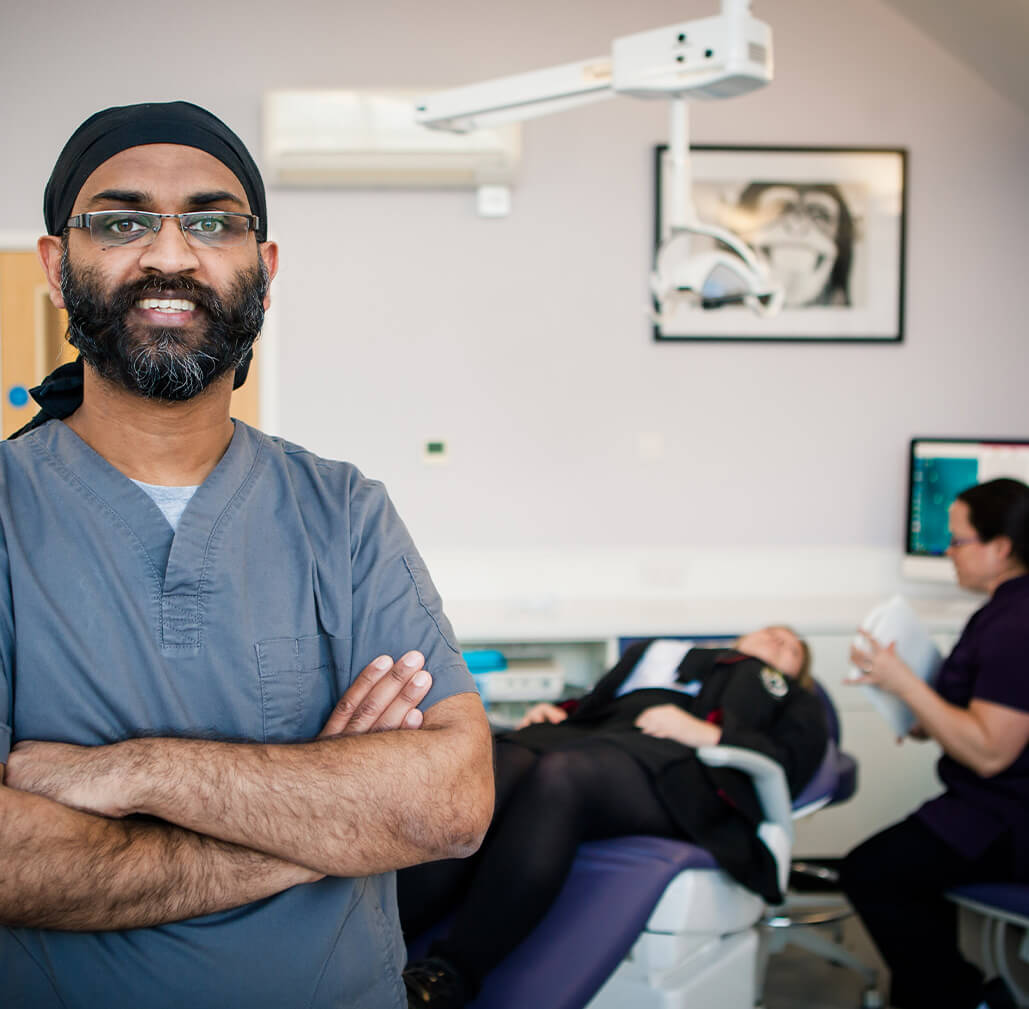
[
  {"left": 948, "top": 535, "right": 979, "bottom": 549},
  {"left": 66, "top": 210, "right": 259, "bottom": 249}
]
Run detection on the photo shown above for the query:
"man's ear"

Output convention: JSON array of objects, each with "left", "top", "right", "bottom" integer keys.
[
  {"left": 37, "top": 236, "right": 66, "bottom": 310},
  {"left": 259, "top": 241, "right": 279, "bottom": 311}
]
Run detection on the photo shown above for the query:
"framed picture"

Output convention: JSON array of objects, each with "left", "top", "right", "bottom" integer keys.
[{"left": 653, "top": 145, "right": 907, "bottom": 342}]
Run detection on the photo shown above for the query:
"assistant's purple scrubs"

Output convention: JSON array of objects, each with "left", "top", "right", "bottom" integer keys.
[{"left": 917, "top": 573, "right": 1029, "bottom": 877}]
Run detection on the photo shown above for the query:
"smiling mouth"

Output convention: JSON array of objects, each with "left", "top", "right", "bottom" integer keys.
[{"left": 135, "top": 297, "right": 197, "bottom": 313}]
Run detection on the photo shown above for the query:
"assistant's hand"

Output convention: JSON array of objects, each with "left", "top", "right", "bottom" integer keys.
[
  {"left": 318, "top": 650, "right": 432, "bottom": 737},
  {"left": 6, "top": 739, "right": 137, "bottom": 818},
  {"left": 848, "top": 629, "right": 918, "bottom": 696},
  {"left": 516, "top": 703, "right": 568, "bottom": 729},
  {"left": 635, "top": 705, "right": 722, "bottom": 748}
]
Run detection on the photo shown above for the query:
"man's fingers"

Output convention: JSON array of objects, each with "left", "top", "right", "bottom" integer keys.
[
  {"left": 318, "top": 654, "right": 394, "bottom": 738},
  {"left": 334, "top": 651, "right": 428, "bottom": 736},
  {"left": 369, "top": 669, "right": 433, "bottom": 732}
]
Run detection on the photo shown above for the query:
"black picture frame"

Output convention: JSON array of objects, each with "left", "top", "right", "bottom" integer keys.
[{"left": 653, "top": 144, "right": 907, "bottom": 343}]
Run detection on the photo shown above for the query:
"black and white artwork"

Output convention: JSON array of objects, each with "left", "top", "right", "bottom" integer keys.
[{"left": 654, "top": 146, "right": 906, "bottom": 342}]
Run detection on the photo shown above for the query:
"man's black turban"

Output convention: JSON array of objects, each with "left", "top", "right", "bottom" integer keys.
[
  {"left": 44, "top": 100, "right": 267, "bottom": 241},
  {"left": 11, "top": 102, "right": 268, "bottom": 439}
]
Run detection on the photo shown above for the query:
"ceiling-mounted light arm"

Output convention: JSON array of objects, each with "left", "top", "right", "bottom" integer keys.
[
  {"left": 667, "top": 98, "right": 693, "bottom": 231},
  {"left": 414, "top": 0, "right": 785, "bottom": 317},
  {"left": 656, "top": 95, "right": 782, "bottom": 315},
  {"left": 416, "top": 0, "right": 776, "bottom": 132},
  {"left": 415, "top": 57, "right": 616, "bottom": 134}
]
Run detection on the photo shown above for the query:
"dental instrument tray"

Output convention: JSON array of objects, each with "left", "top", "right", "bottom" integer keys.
[{"left": 473, "top": 659, "right": 564, "bottom": 702}]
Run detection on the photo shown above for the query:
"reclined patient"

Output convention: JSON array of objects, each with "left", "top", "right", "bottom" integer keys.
[{"left": 399, "top": 625, "right": 829, "bottom": 1009}]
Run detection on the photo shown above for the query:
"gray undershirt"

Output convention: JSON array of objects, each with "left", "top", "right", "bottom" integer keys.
[{"left": 130, "top": 479, "right": 199, "bottom": 532}]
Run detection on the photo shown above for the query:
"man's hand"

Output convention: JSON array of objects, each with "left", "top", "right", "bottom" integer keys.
[
  {"left": 319, "top": 650, "right": 432, "bottom": 737},
  {"left": 516, "top": 702, "right": 568, "bottom": 729},
  {"left": 635, "top": 705, "right": 722, "bottom": 748}
]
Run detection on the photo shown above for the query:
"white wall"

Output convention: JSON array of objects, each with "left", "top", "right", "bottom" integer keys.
[{"left": 2, "top": 0, "right": 1027, "bottom": 564}]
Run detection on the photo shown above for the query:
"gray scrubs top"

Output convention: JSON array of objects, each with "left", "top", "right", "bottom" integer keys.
[{"left": 0, "top": 420, "right": 475, "bottom": 1009}]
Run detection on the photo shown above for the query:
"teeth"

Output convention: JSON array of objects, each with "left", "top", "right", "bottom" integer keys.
[{"left": 136, "top": 298, "right": 196, "bottom": 312}]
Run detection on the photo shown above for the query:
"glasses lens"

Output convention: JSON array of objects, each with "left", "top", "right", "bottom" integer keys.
[
  {"left": 182, "top": 213, "right": 252, "bottom": 247},
  {"left": 89, "top": 212, "right": 157, "bottom": 247}
]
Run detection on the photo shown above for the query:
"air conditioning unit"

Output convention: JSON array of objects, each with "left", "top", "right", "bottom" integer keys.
[{"left": 262, "top": 90, "right": 521, "bottom": 188}]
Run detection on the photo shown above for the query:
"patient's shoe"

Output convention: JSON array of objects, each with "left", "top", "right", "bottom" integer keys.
[{"left": 403, "top": 956, "right": 468, "bottom": 1008}]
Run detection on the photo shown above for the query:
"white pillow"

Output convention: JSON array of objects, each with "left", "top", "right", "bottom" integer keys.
[{"left": 849, "top": 594, "right": 943, "bottom": 737}]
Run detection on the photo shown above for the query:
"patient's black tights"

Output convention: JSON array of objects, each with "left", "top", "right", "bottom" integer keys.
[{"left": 397, "top": 739, "right": 682, "bottom": 990}]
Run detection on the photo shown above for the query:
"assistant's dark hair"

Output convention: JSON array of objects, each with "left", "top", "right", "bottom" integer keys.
[{"left": 956, "top": 478, "right": 1029, "bottom": 569}]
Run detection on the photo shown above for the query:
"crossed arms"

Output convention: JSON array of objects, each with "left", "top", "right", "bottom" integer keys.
[{"left": 0, "top": 652, "right": 493, "bottom": 931}]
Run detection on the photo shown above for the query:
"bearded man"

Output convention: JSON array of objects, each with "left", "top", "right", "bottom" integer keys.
[{"left": 0, "top": 102, "right": 492, "bottom": 1009}]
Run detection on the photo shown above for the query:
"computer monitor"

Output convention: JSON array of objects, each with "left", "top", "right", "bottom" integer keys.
[{"left": 903, "top": 437, "right": 1029, "bottom": 582}]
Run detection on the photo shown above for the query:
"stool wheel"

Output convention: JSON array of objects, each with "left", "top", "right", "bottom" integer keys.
[{"left": 860, "top": 987, "right": 884, "bottom": 1009}]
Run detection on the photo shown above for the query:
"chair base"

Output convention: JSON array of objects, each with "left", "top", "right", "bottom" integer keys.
[
  {"left": 587, "top": 928, "right": 758, "bottom": 1009},
  {"left": 950, "top": 886, "right": 1029, "bottom": 1008}
]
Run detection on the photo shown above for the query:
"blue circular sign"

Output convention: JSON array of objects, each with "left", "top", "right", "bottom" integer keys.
[{"left": 8, "top": 386, "right": 29, "bottom": 408}]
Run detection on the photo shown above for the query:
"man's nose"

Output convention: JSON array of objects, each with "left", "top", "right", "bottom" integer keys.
[{"left": 136, "top": 218, "right": 201, "bottom": 275}]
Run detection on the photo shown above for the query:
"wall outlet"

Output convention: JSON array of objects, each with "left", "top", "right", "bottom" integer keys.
[{"left": 423, "top": 439, "right": 449, "bottom": 465}]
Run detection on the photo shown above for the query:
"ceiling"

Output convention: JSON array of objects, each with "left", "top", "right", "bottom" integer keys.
[{"left": 882, "top": 0, "right": 1029, "bottom": 115}]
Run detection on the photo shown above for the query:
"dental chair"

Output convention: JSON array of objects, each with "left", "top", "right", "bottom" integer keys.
[
  {"left": 757, "top": 684, "right": 881, "bottom": 1009},
  {"left": 948, "top": 883, "right": 1029, "bottom": 1007},
  {"left": 408, "top": 681, "right": 851, "bottom": 1009}
]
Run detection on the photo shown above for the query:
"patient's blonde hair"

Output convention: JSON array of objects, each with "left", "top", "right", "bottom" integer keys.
[{"left": 770, "top": 624, "right": 814, "bottom": 690}]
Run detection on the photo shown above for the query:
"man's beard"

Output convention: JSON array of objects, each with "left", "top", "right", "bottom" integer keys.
[{"left": 59, "top": 246, "right": 268, "bottom": 402}]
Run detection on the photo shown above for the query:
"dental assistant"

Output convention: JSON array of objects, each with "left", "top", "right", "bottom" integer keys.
[{"left": 842, "top": 478, "right": 1029, "bottom": 1009}]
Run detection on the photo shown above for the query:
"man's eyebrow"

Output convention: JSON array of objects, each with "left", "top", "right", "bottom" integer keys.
[
  {"left": 82, "top": 189, "right": 247, "bottom": 210},
  {"left": 184, "top": 191, "right": 247, "bottom": 209},
  {"left": 85, "top": 189, "right": 151, "bottom": 207}
]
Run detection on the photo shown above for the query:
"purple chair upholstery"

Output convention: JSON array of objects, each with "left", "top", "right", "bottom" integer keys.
[
  {"left": 949, "top": 883, "right": 1029, "bottom": 924},
  {"left": 408, "top": 727, "right": 845, "bottom": 1009},
  {"left": 947, "top": 883, "right": 1029, "bottom": 1006},
  {"left": 460, "top": 837, "right": 717, "bottom": 1009},
  {"left": 407, "top": 837, "right": 718, "bottom": 1009}
]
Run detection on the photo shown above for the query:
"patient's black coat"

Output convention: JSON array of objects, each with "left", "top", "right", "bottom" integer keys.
[{"left": 500, "top": 645, "right": 829, "bottom": 903}]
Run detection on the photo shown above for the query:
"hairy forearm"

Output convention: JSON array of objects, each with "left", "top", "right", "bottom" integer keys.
[
  {"left": 0, "top": 784, "right": 319, "bottom": 931},
  {"left": 124, "top": 702, "right": 493, "bottom": 876}
]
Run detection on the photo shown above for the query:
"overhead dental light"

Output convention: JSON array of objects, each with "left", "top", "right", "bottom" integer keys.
[{"left": 415, "top": 0, "right": 783, "bottom": 319}]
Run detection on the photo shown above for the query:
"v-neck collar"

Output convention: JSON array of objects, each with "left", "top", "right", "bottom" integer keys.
[{"left": 32, "top": 419, "right": 265, "bottom": 654}]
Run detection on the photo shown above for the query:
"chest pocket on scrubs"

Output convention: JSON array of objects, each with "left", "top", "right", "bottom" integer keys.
[{"left": 255, "top": 634, "right": 350, "bottom": 742}]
